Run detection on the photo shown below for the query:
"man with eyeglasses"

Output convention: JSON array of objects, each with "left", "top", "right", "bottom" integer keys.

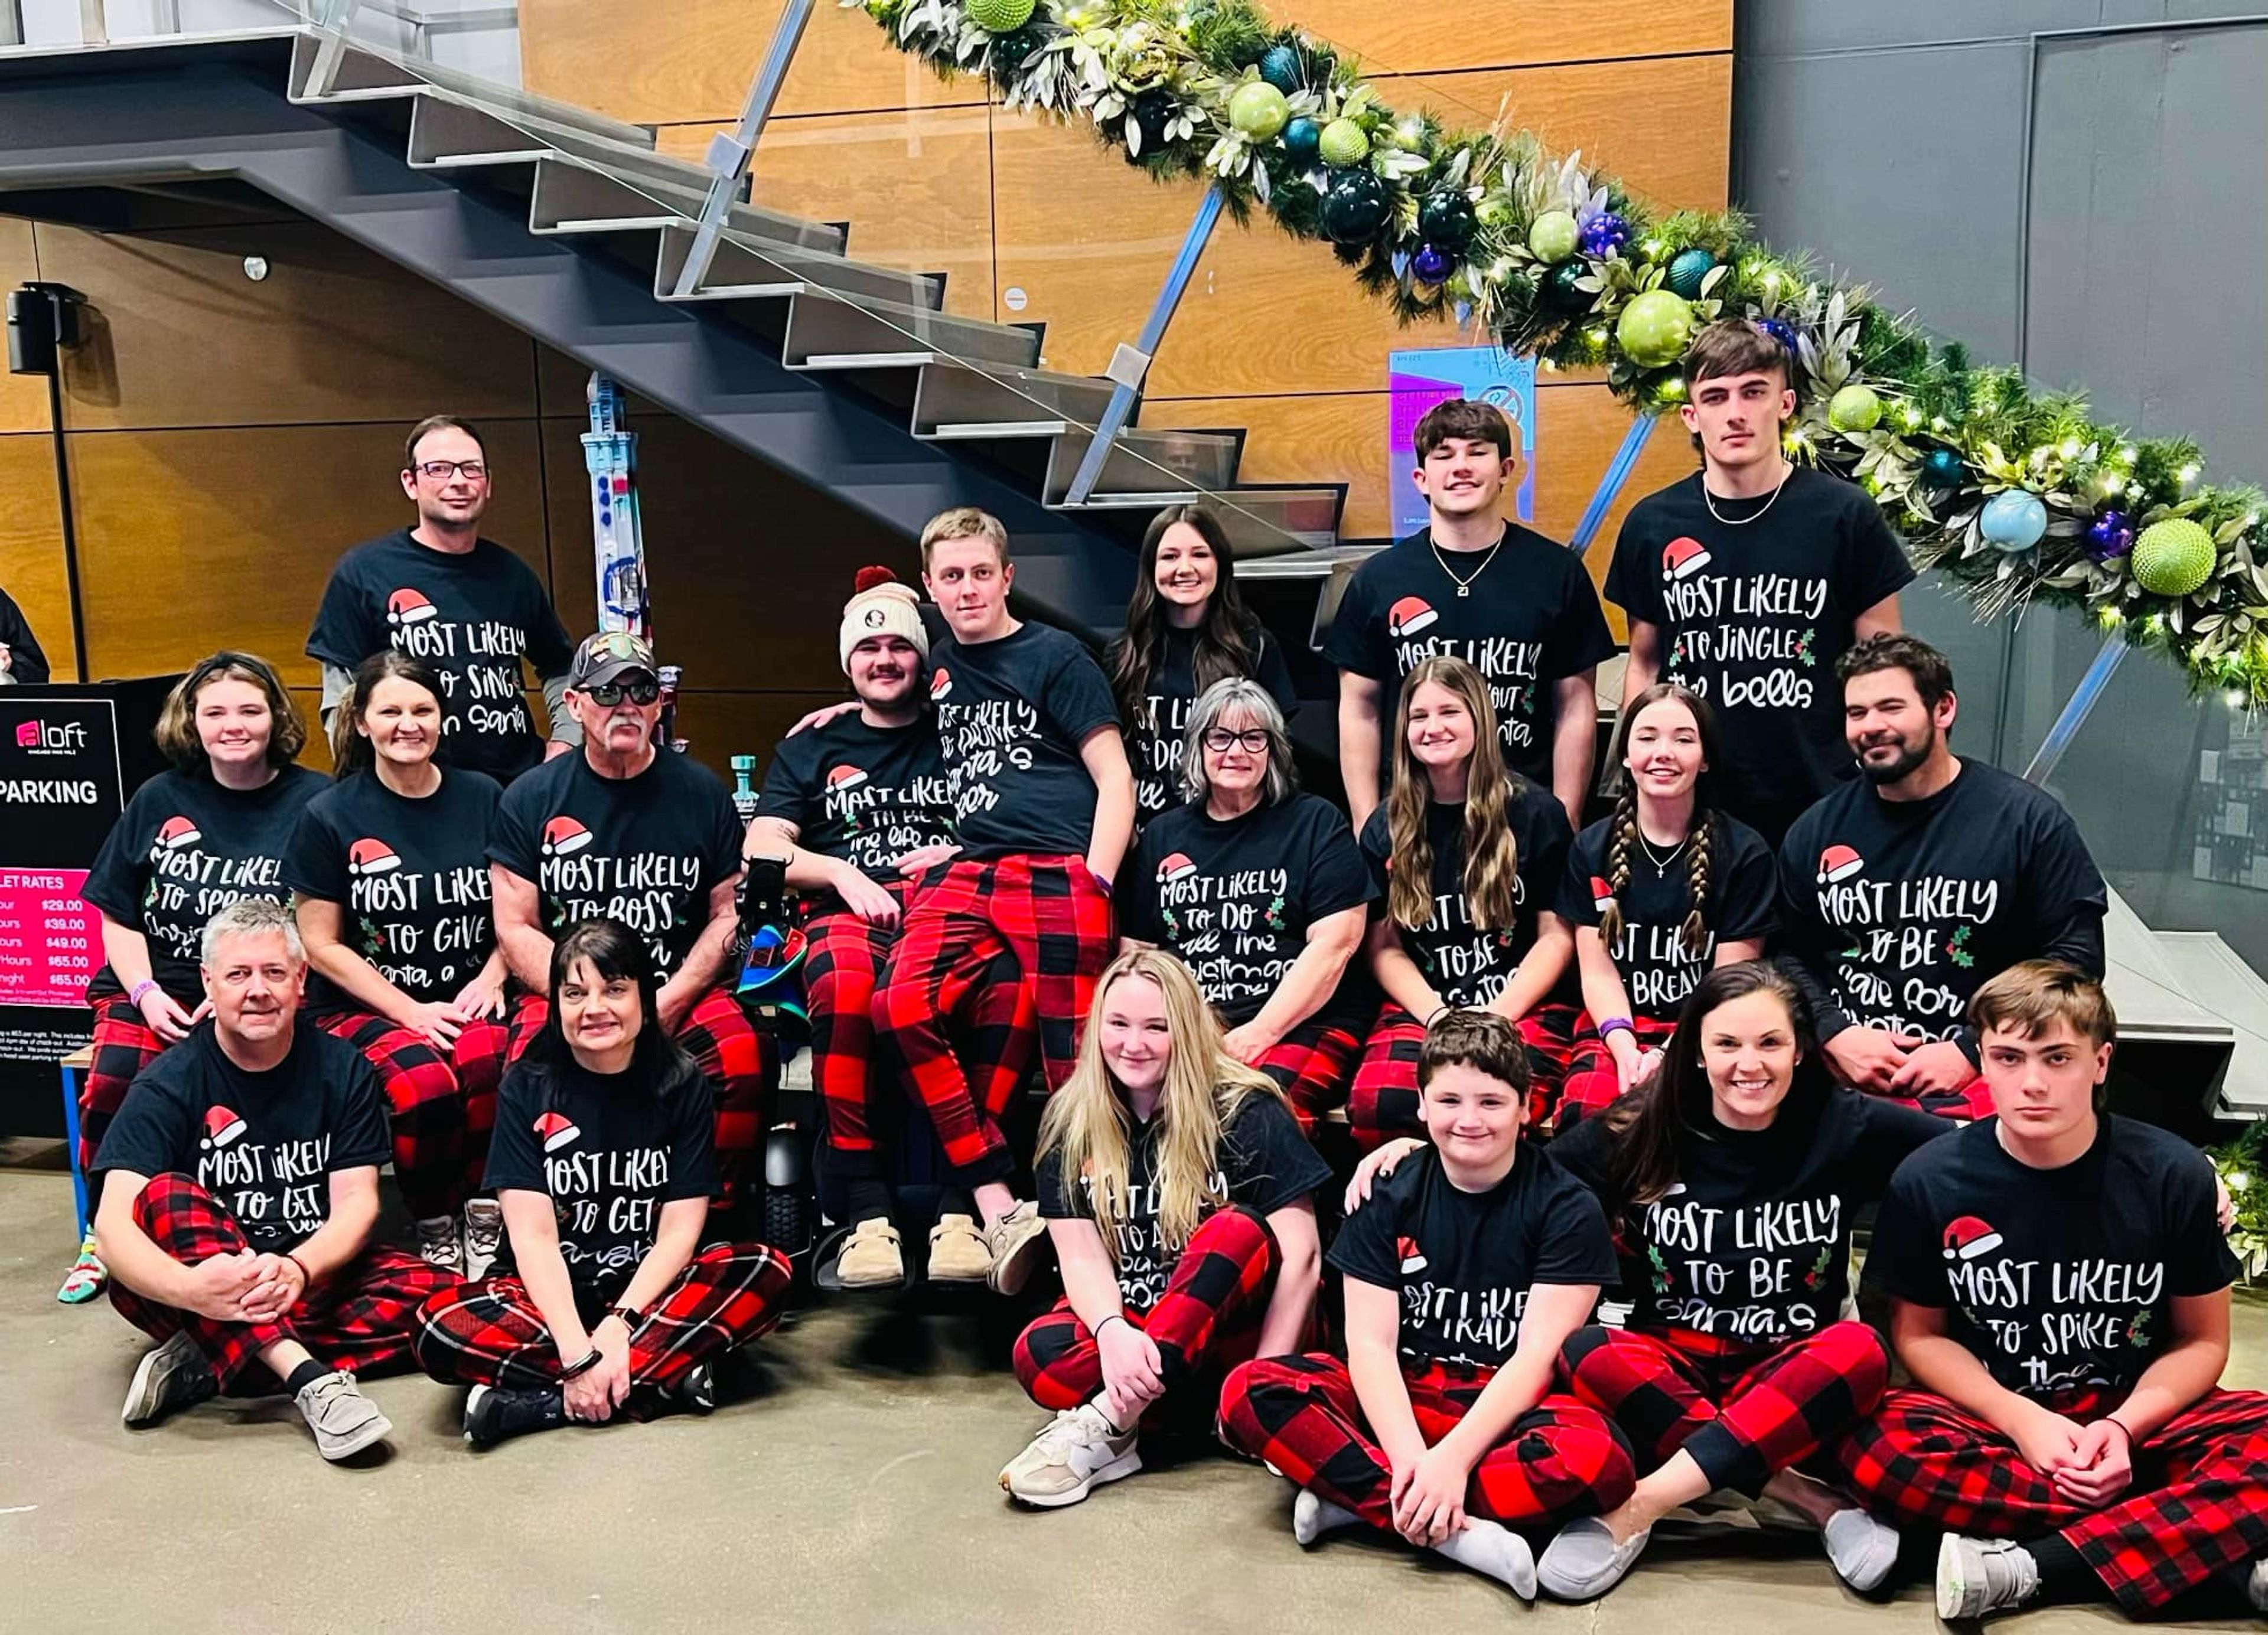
[
  {"left": 307, "top": 415, "right": 576, "bottom": 782},
  {"left": 488, "top": 630, "right": 772, "bottom": 1208}
]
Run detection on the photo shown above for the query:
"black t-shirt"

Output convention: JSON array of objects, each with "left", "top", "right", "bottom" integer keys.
[
  {"left": 489, "top": 749, "right": 744, "bottom": 977},
  {"left": 1324, "top": 528, "right": 1615, "bottom": 787},
  {"left": 1331, "top": 1144, "right": 1615, "bottom": 1368},
  {"left": 82, "top": 765, "right": 329, "bottom": 1005},
  {"left": 1780, "top": 759, "right": 2107, "bottom": 1043},
  {"left": 1035, "top": 1090, "right": 1329, "bottom": 1312},
  {"left": 1564, "top": 812, "right": 1777, "bottom": 1022},
  {"left": 305, "top": 530, "right": 575, "bottom": 781},
  {"left": 1119, "top": 624, "right": 1299, "bottom": 825},
  {"left": 755, "top": 713, "right": 956, "bottom": 903},
  {"left": 0, "top": 584, "right": 50, "bottom": 684},
  {"left": 1123, "top": 794, "right": 1374, "bottom": 1026},
  {"left": 92, "top": 1023, "right": 391, "bottom": 1251},
  {"left": 1606, "top": 469, "right": 1915, "bottom": 826},
  {"left": 1865, "top": 1116, "right": 2240, "bottom": 1398},
  {"left": 1552, "top": 1088, "right": 1947, "bottom": 1353},
  {"left": 929, "top": 622, "right": 1120, "bottom": 860},
  {"left": 1358, "top": 781, "right": 1573, "bottom": 1009},
  {"left": 283, "top": 768, "right": 501, "bottom": 1010},
  {"left": 483, "top": 1053, "right": 718, "bottom": 1296}
]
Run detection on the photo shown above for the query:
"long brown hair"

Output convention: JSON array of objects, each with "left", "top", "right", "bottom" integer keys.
[
  {"left": 1599, "top": 683, "right": 1721, "bottom": 960},
  {"left": 1385, "top": 655, "right": 1522, "bottom": 931},
  {"left": 328, "top": 650, "right": 448, "bottom": 779},
  {"left": 1107, "top": 504, "right": 1263, "bottom": 728},
  {"left": 152, "top": 650, "right": 306, "bottom": 772}
]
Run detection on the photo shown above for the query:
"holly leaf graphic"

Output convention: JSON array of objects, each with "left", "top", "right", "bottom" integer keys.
[
  {"left": 1795, "top": 629, "right": 1817, "bottom": 668},
  {"left": 1947, "top": 924, "right": 1975, "bottom": 970}
]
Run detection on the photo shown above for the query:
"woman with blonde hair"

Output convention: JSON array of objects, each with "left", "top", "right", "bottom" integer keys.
[
  {"left": 999, "top": 947, "right": 1329, "bottom": 1509},
  {"left": 1349, "top": 656, "right": 1578, "bottom": 1149}
]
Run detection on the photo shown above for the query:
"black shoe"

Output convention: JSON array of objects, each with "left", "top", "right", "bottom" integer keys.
[
  {"left": 670, "top": 1363, "right": 717, "bottom": 1415},
  {"left": 464, "top": 1383, "right": 568, "bottom": 1447}
]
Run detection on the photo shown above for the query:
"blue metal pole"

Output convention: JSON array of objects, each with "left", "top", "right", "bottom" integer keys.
[
  {"left": 1567, "top": 413, "right": 1657, "bottom": 554},
  {"left": 1066, "top": 184, "right": 1227, "bottom": 505},
  {"left": 2022, "top": 630, "right": 2128, "bottom": 786},
  {"left": 670, "top": 0, "right": 817, "bottom": 298}
]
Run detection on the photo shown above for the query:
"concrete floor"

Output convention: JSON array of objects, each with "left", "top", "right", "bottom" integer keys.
[{"left": 4, "top": 1163, "right": 2262, "bottom": 1635}]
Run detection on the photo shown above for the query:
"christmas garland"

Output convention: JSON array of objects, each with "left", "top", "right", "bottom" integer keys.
[
  {"left": 2214, "top": 1122, "right": 2268, "bottom": 1283},
  {"left": 853, "top": 0, "right": 2268, "bottom": 704}
]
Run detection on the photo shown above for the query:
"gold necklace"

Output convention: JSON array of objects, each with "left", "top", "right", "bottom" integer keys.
[{"left": 1431, "top": 527, "right": 1504, "bottom": 598}]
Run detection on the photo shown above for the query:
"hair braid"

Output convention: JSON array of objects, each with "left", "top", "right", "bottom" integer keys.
[
  {"left": 1680, "top": 811, "right": 1715, "bottom": 961},
  {"left": 1599, "top": 785, "right": 1637, "bottom": 950}
]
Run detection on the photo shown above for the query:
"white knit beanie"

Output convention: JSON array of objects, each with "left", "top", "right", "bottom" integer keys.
[{"left": 840, "top": 566, "right": 929, "bottom": 672}]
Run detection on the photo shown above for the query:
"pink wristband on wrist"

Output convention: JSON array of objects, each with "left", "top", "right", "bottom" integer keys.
[{"left": 128, "top": 978, "right": 158, "bottom": 1007}]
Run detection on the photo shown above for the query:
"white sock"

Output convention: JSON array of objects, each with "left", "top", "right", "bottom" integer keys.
[
  {"left": 1292, "top": 1488, "right": 1362, "bottom": 1545},
  {"left": 1432, "top": 1517, "right": 1537, "bottom": 1600}
]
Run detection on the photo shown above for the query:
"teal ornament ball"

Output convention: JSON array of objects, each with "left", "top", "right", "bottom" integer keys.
[
  {"left": 1320, "top": 166, "right": 1392, "bottom": 244},
  {"left": 1125, "top": 92, "right": 1173, "bottom": 162},
  {"left": 1317, "top": 118, "right": 1368, "bottom": 167},
  {"left": 1921, "top": 446, "right": 1966, "bottom": 488},
  {"left": 1615, "top": 289, "right": 1695, "bottom": 368},
  {"left": 2130, "top": 517, "right": 2217, "bottom": 597},
  {"left": 1228, "top": 81, "right": 1289, "bottom": 141},
  {"left": 962, "top": 0, "right": 1034, "bottom": 32},
  {"left": 1827, "top": 383, "right": 1882, "bottom": 433},
  {"left": 1540, "top": 260, "right": 1590, "bottom": 314},
  {"left": 1281, "top": 115, "right": 1321, "bottom": 168},
  {"left": 1417, "top": 192, "right": 1477, "bottom": 252},
  {"left": 1527, "top": 209, "right": 1579, "bottom": 263},
  {"left": 1664, "top": 247, "right": 1715, "bottom": 300},
  {"left": 1979, "top": 490, "right": 2048, "bottom": 553},
  {"left": 1258, "top": 44, "right": 1303, "bottom": 93}
]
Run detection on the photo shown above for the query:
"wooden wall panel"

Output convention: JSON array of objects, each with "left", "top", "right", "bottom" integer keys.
[
  {"left": 0, "top": 219, "right": 51, "bottom": 434},
  {"left": 37, "top": 221, "right": 538, "bottom": 433},
  {"left": 1285, "top": 0, "right": 1730, "bottom": 73},
  {"left": 673, "top": 690, "right": 859, "bottom": 769},
  {"left": 658, "top": 106, "right": 999, "bottom": 319},
  {"left": 0, "top": 435, "right": 74, "bottom": 680},
  {"left": 67, "top": 420, "right": 551, "bottom": 685},
  {"left": 518, "top": 0, "right": 980, "bottom": 128}
]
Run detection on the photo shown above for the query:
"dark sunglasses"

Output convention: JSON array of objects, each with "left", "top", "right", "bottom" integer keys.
[{"left": 582, "top": 679, "right": 660, "bottom": 707}]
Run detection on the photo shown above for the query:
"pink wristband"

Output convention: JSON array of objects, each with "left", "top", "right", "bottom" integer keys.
[{"left": 128, "top": 978, "right": 158, "bottom": 1007}]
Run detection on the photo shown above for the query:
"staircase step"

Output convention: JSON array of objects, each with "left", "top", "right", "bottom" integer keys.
[
  {"left": 652, "top": 221, "right": 939, "bottom": 314},
  {"left": 407, "top": 97, "right": 732, "bottom": 204},
  {"left": 782, "top": 291, "right": 1040, "bottom": 372},
  {"left": 910, "top": 360, "right": 1116, "bottom": 433},
  {"left": 527, "top": 158, "right": 838, "bottom": 254},
  {"left": 1064, "top": 487, "right": 1344, "bottom": 556},
  {"left": 1237, "top": 543, "right": 1384, "bottom": 580},
  {"left": 288, "top": 34, "right": 656, "bottom": 152},
  {"left": 1041, "top": 427, "right": 1243, "bottom": 502}
]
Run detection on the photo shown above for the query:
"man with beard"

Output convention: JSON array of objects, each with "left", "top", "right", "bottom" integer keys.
[{"left": 1778, "top": 634, "right": 2106, "bottom": 1117}]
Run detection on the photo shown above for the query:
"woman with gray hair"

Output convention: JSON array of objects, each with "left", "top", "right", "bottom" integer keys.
[{"left": 1120, "top": 677, "right": 1375, "bottom": 1131}]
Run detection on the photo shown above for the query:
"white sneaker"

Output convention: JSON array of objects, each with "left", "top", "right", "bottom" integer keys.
[
  {"left": 1936, "top": 1533, "right": 2039, "bottom": 1620},
  {"left": 2246, "top": 1556, "right": 2266, "bottom": 1615},
  {"left": 461, "top": 1199, "right": 503, "bottom": 1281},
  {"left": 413, "top": 1215, "right": 465, "bottom": 1274},
  {"left": 120, "top": 1330, "right": 217, "bottom": 1427},
  {"left": 1821, "top": 1506, "right": 1901, "bottom": 1592},
  {"left": 998, "top": 1403, "right": 1140, "bottom": 1507},
  {"left": 292, "top": 1370, "right": 393, "bottom": 1462}
]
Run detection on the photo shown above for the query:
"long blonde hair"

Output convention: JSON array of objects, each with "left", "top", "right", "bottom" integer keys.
[
  {"left": 1385, "top": 655, "right": 1523, "bottom": 931},
  {"left": 1037, "top": 949, "right": 1283, "bottom": 1263}
]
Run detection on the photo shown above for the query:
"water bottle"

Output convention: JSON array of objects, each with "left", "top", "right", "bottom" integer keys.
[{"left": 730, "top": 754, "right": 760, "bottom": 824}]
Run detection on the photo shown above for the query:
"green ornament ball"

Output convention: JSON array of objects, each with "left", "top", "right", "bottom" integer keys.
[
  {"left": 962, "top": 0, "right": 1034, "bottom": 32},
  {"left": 2130, "top": 517, "right": 2217, "bottom": 598},
  {"left": 1615, "top": 289, "right": 1695, "bottom": 368},
  {"left": 1528, "top": 209, "right": 1579, "bottom": 263},
  {"left": 1475, "top": 194, "right": 1514, "bottom": 229},
  {"left": 1227, "top": 81, "right": 1289, "bottom": 141},
  {"left": 1317, "top": 118, "right": 1369, "bottom": 167},
  {"left": 1827, "top": 383, "right": 1883, "bottom": 433},
  {"left": 1664, "top": 247, "right": 1715, "bottom": 300}
]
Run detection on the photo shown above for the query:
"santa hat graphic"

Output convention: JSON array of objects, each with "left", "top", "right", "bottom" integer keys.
[
  {"left": 1661, "top": 537, "right": 1713, "bottom": 580},
  {"left": 928, "top": 667, "right": 952, "bottom": 701},
  {"left": 1943, "top": 1216, "right": 2003, "bottom": 1262},
  {"left": 1396, "top": 1235, "right": 1429, "bottom": 1275},
  {"left": 203, "top": 1104, "right": 246, "bottom": 1148},
  {"left": 1387, "top": 596, "right": 1438, "bottom": 639},
  {"left": 154, "top": 815, "right": 202, "bottom": 851},
  {"left": 541, "top": 817, "right": 592, "bottom": 857},
  {"left": 533, "top": 1111, "right": 581, "bottom": 1153},
  {"left": 825, "top": 765, "right": 869, "bottom": 794},
  {"left": 1589, "top": 875, "right": 1615, "bottom": 913},
  {"left": 1817, "top": 844, "right": 1864, "bottom": 885},
  {"left": 347, "top": 838, "right": 400, "bottom": 876},
  {"left": 1156, "top": 852, "right": 1198, "bottom": 885},
  {"left": 386, "top": 588, "right": 438, "bottom": 626}
]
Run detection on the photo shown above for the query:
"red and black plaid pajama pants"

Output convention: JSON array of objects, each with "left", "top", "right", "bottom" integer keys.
[
  {"left": 315, "top": 1009, "right": 509, "bottom": 1220},
  {"left": 871, "top": 854, "right": 1113, "bottom": 1183},
  {"left": 109, "top": 1172, "right": 461, "bottom": 1393},
  {"left": 1826, "top": 1384, "right": 2268, "bottom": 1614},
  {"left": 1254, "top": 1017, "right": 1367, "bottom": 1135},
  {"left": 509, "top": 987, "right": 774, "bottom": 1206},
  {"left": 1557, "top": 1320, "right": 1888, "bottom": 1496},
  {"left": 1220, "top": 1351, "right": 1637, "bottom": 1529},
  {"left": 79, "top": 994, "right": 170, "bottom": 1178},
  {"left": 1878, "top": 1076, "right": 1996, "bottom": 1121},
  {"left": 411, "top": 1242, "right": 791, "bottom": 1396},
  {"left": 1557, "top": 1015, "right": 1679, "bottom": 1130},
  {"left": 1347, "top": 1001, "right": 1584, "bottom": 1151},
  {"left": 1015, "top": 1204, "right": 1281, "bottom": 1419}
]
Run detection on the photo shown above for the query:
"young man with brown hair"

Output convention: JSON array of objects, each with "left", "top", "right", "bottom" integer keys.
[
  {"left": 1328, "top": 398, "right": 1614, "bottom": 829},
  {"left": 1828, "top": 961, "right": 2268, "bottom": 1623},
  {"left": 1608, "top": 321, "right": 1914, "bottom": 844}
]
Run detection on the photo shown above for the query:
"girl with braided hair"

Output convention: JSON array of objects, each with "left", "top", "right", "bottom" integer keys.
[{"left": 1557, "top": 684, "right": 1776, "bottom": 1128}]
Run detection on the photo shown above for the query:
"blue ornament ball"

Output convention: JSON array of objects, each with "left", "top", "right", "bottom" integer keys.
[
  {"left": 1755, "top": 315, "right": 1798, "bottom": 354},
  {"left": 2087, "top": 510, "right": 2136, "bottom": 562},
  {"left": 1921, "top": 446, "right": 1966, "bottom": 488},
  {"left": 1980, "top": 489, "right": 2048, "bottom": 553},
  {"left": 1412, "top": 243, "right": 1452, "bottom": 285},
  {"left": 1258, "top": 43, "right": 1303, "bottom": 94},
  {"left": 1281, "top": 115, "right": 1321, "bottom": 168},
  {"left": 1578, "top": 211, "right": 1629, "bottom": 257},
  {"left": 1664, "top": 247, "right": 1715, "bottom": 300}
]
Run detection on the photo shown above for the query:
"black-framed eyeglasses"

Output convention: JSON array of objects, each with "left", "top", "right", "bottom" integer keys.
[
  {"left": 582, "top": 680, "right": 660, "bottom": 707},
  {"left": 1203, "top": 728, "right": 1272, "bottom": 755},
  {"left": 413, "top": 459, "right": 487, "bottom": 482}
]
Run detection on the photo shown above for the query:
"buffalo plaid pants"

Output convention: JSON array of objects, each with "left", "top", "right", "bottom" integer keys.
[
  {"left": 1014, "top": 1204, "right": 1280, "bottom": 1418},
  {"left": 1557, "top": 1320, "right": 1889, "bottom": 1496},
  {"left": 1826, "top": 1384, "right": 2268, "bottom": 1614},
  {"left": 411, "top": 1242, "right": 791, "bottom": 1396},
  {"left": 1219, "top": 1350, "right": 1637, "bottom": 1529},
  {"left": 109, "top": 1172, "right": 461, "bottom": 1393},
  {"left": 1347, "top": 1001, "right": 1584, "bottom": 1151},
  {"left": 1879, "top": 1076, "right": 1996, "bottom": 1121},
  {"left": 509, "top": 987, "right": 774, "bottom": 1207},
  {"left": 872, "top": 855, "right": 1113, "bottom": 1182},
  {"left": 79, "top": 994, "right": 168, "bottom": 1177},
  {"left": 1557, "top": 1016, "right": 1679, "bottom": 1130},
  {"left": 315, "top": 1009, "right": 510, "bottom": 1219},
  {"left": 1255, "top": 1017, "right": 1367, "bottom": 1135}
]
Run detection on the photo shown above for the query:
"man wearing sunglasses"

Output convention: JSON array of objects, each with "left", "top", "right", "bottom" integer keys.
[
  {"left": 488, "top": 630, "right": 772, "bottom": 1208},
  {"left": 307, "top": 415, "right": 577, "bottom": 782}
]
